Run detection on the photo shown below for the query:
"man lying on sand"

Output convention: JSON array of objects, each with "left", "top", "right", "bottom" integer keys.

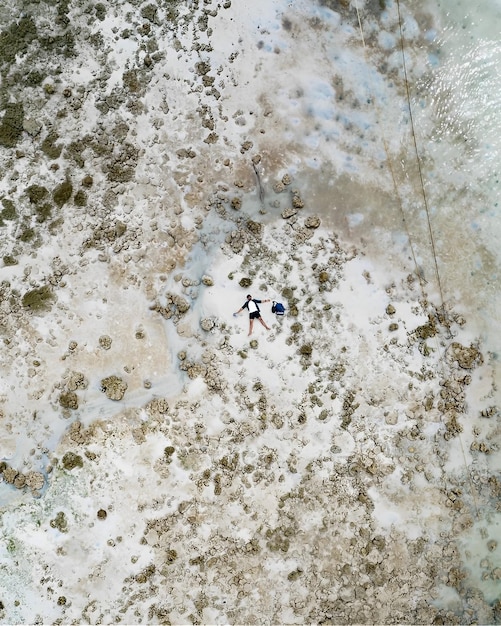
[{"left": 234, "top": 294, "right": 271, "bottom": 336}]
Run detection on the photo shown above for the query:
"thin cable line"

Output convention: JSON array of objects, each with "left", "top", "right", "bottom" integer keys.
[
  {"left": 390, "top": 10, "right": 481, "bottom": 518},
  {"left": 354, "top": 0, "right": 444, "bottom": 358},
  {"left": 354, "top": 1, "right": 365, "bottom": 48},
  {"left": 354, "top": 0, "right": 479, "bottom": 519},
  {"left": 354, "top": 1, "right": 428, "bottom": 302},
  {"left": 353, "top": 0, "right": 450, "bottom": 380},
  {"left": 395, "top": 0, "right": 479, "bottom": 520},
  {"left": 395, "top": 0, "right": 451, "bottom": 338}
]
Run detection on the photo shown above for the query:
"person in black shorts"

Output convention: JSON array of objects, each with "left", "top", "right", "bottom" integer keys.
[{"left": 234, "top": 294, "right": 271, "bottom": 336}]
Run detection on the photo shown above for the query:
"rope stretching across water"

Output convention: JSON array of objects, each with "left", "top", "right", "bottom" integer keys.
[
  {"left": 394, "top": 0, "right": 451, "bottom": 338},
  {"left": 352, "top": 0, "right": 442, "bottom": 352},
  {"left": 394, "top": 0, "right": 479, "bottom": 515},
  {"left": 353, "top": 0, "right": 479, "bottom": 519}
]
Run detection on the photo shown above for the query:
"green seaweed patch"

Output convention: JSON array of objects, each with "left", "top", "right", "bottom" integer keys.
[
  {"left": 73, "top": 190, "right": 87, "bottom": 206},
  {"left": 95, "top": 3, "right": 107, "bottom": 20},
  {"left": 0, "top": 16, "right": 37, "bottom": 65},
  {"left": 66, "top": 138, "right": 92, "bottom": 168},
  {"left": 287, "top": 568, "right": 303, "bottom": 581},
  {"left": 0, "top": 198, "right": 16, "bottom": 224},
  {"left": 164, "top": 446, "right": 175, "bottom": 461},
  {"left": 25, "top": 69, "right": 45, "bottom": 87},
  {"left": 18, "top": 227, "right": 35, "bottom": 242},
  {"left": 26, "top": 184, "right": 49, "bottom": 204},
  {"left": 39, "top": 31, "right": 76, "bottom": 59},
  {"left": 53, "top": 180, "right": 73, "bottom": 207},
  {"left": 3, "top": 255, "right": 18, "bottom": 266},
  {"left": 49, "top": 217, "right": 64, "bottom": 234},
  {"left": 107, "top": 163, "right": 135, "bottom": 183},
  {"left": 22, "top": 285, "right": 56, "bottom": 312},
  {"left": 41, "top": 131, "right": 63, "bottom": 159},
  {"left": 166, "top": 4, "right": 180, "bottom": 21},
  {"left": 0, "top": 103, "right": 24, "bottom": 148},
  {"left": 141, "top": 3, "right": 158, "bottom": 23},
  {"left": 88, "top": 31, "right": 104, "bottom": 50},
  {"left": 61, "top": 451, "right": 83, "bottom": 470},
  {"left": 281, "top": 287, "right": 295, "bottom": 300},
  {"left": 6, "top": 538, "right": 16, "bottom": 554},
  {"left": 123, "top": 69, "right": 141, "bottom": 93},
  {"left": 36, "top": 203, "right": 52, "bottom": 223}
]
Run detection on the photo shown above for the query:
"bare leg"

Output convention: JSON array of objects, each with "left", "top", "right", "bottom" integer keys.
[
  {"left": 248, "top": 319, "right": 254, "bottom": 336},
  {"left": 259, "top": 317, "right": 270, "bottom": 330}
]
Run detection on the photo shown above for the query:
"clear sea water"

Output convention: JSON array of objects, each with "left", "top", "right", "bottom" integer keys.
[
  {"left": 343, "top": 0, "right": 501, "bottom": 608},
  {"left": 421, "top": 0, "right": 501, "bottom": 339},
  {"left": 325, "top": 0, "right": 501, "bottom": 393}
]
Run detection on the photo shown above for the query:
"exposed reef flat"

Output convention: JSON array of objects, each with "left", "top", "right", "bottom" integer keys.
[{"left": 0, "top": 0, "right": 500, "bottom": 623}]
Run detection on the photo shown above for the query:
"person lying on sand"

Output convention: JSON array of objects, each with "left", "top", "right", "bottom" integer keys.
[{"left": 234, "top": 294, "right": 271, "bottom": 336}]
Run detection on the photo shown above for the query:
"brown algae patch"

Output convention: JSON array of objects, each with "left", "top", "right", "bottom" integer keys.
[{"left": 100, "top": 375, "right": 128, "bottom": 400}]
